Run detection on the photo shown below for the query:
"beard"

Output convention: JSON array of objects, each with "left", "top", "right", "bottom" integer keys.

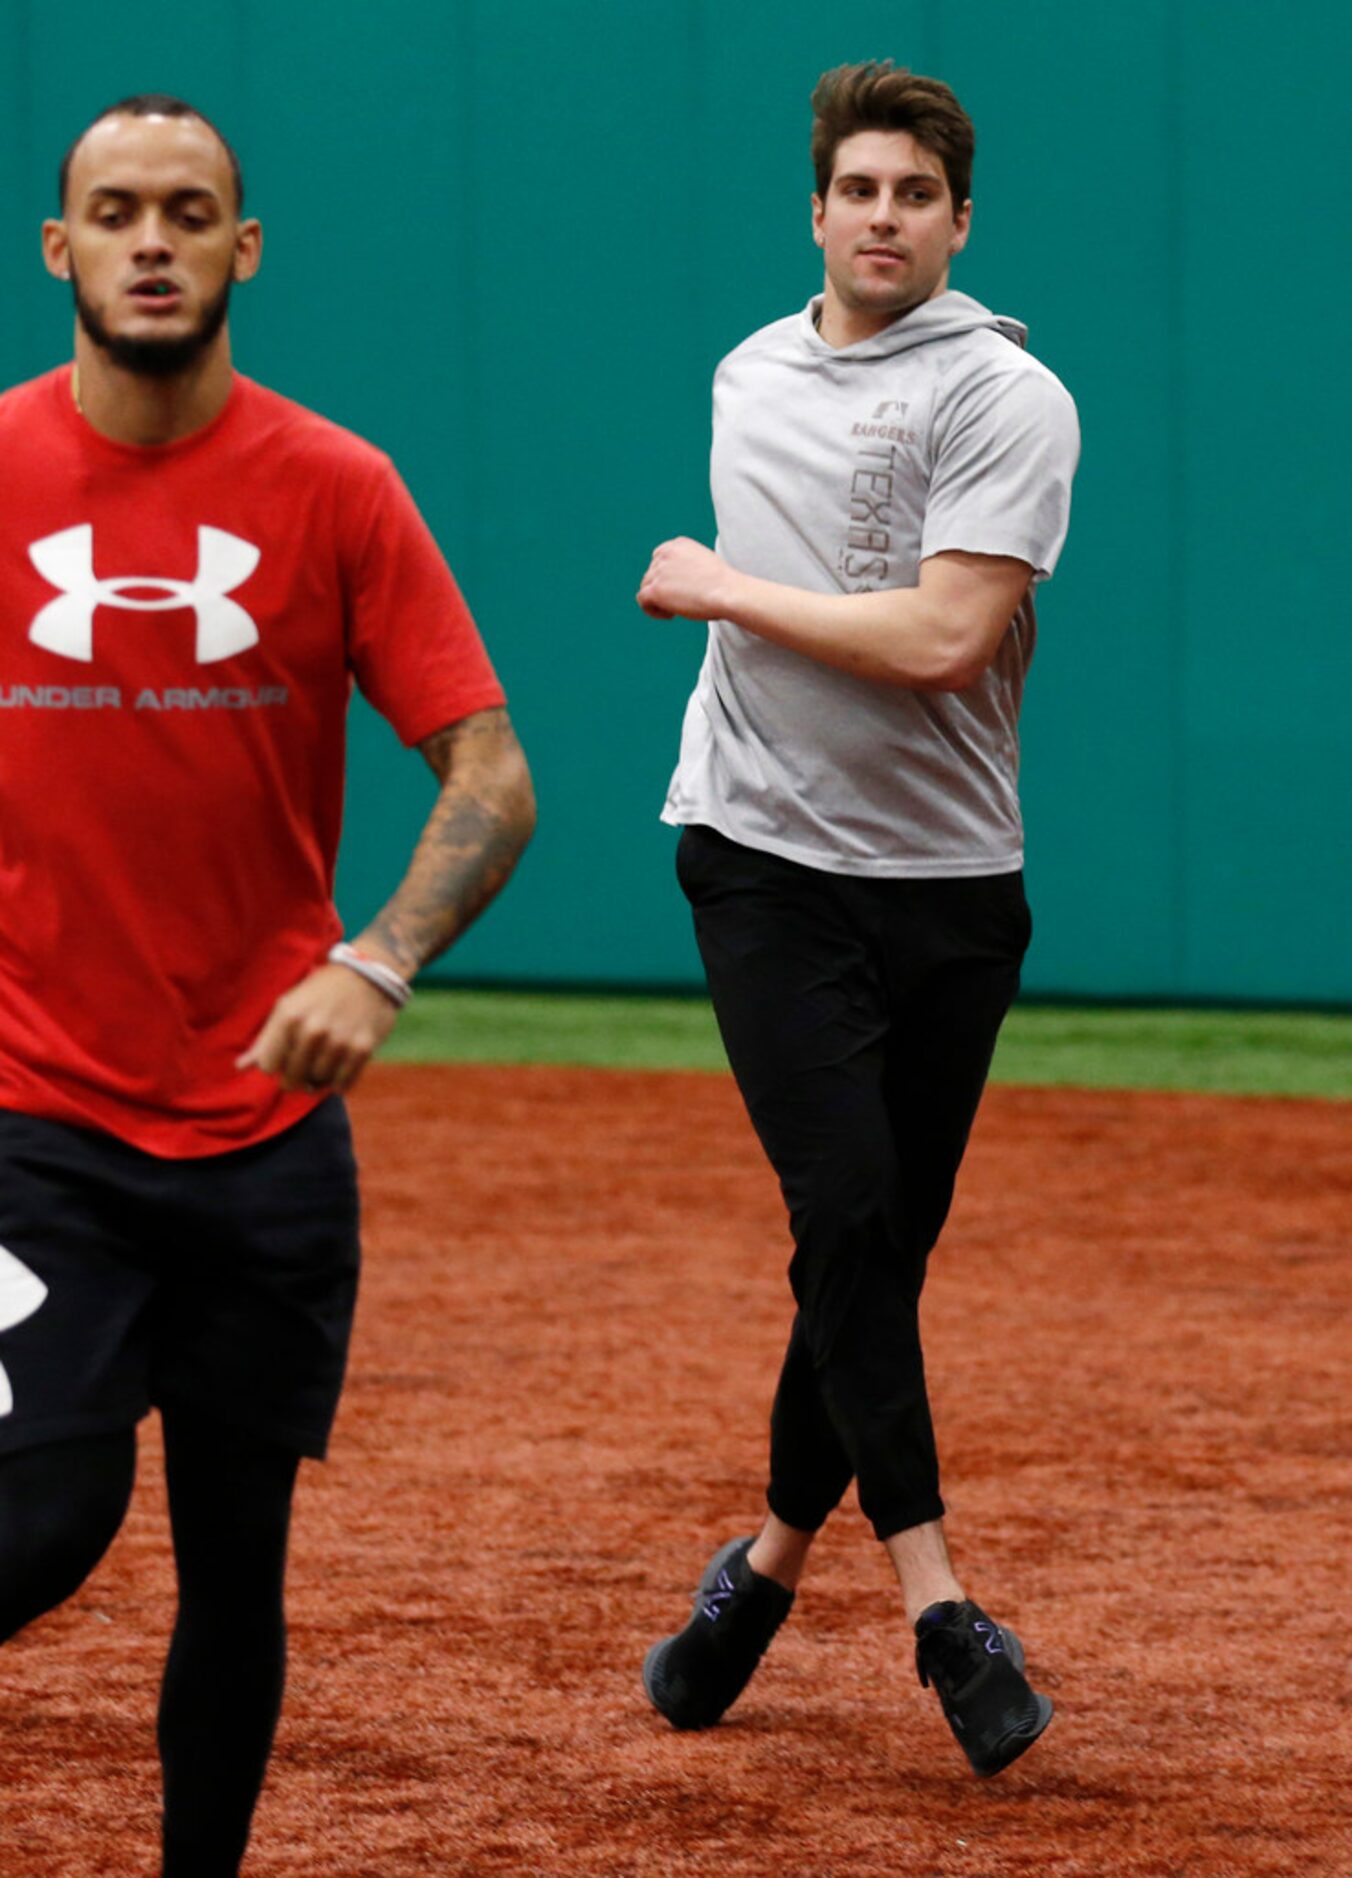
[{"left": 71, "top": 264, "right": 232, "bottom": 377}]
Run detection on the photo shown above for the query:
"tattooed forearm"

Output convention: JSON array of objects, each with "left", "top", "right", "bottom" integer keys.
[{"left": 356, "top": 707, "right": 535, "bottom": 977}]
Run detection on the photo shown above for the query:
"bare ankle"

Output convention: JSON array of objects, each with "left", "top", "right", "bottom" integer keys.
[
  {"left": 882, "top": 1518, "right": 964, "bottom": 1626},
  {"left": 747, "top": 1515, "right": 814, "bottom": 1592}
]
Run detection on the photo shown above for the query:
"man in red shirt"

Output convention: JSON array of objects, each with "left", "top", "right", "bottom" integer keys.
[{"left": 0, "top": 95, "right": 535, "bottom": 1874}]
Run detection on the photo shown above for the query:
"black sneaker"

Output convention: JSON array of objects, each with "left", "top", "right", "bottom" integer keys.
[
  {"left": 914, "top": 1599, "right": 1054, "bottom": 1777},
  {"left": 643, "top": 1537, "right": 795, "bottom": 1730}
]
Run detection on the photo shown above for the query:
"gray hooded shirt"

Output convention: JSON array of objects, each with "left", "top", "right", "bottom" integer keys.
[{"left": 662, "top": 289, "right": 1080, "bottom": 876}]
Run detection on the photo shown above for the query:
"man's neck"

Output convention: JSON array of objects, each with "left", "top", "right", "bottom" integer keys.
[
  {"left": 815, "top": 274, "right": 950, "bottom": 350},
  {"left": 71, "top": 329, "right": 235, "bottom": 446},
  {"left": 816, "top": 292, "right": 903, "bottom": 351}
]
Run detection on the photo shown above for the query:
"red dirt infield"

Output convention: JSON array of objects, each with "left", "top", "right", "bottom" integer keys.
[{"left": 1, "top": 1063, "right": 1348, "bottom": 1876}]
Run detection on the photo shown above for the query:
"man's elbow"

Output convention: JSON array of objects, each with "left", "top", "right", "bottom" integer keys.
[
  {"left": 497, "top": 738, "right": 538, "bottom": 857},
  {"left": 927, "top": 653, "right": 995, "bottom": 692},
  {"left": 909, "top": 620, "right": 1005, "bottom": 692}
]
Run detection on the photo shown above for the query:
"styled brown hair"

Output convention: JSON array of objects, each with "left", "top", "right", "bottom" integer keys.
[{"left": 810, "top": 62, "right": 974, "bottom": 209}]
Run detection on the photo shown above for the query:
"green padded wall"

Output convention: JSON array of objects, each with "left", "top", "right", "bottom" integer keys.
[{"left": 3, "top": 0, "right": 1348, "bottom": 1001}]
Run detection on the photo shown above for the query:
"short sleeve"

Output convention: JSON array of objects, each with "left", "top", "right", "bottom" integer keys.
[
  {"left": 921, "top": 364, "right": 1080, "bottom": 580},
  {"left": 344, "top": 460, "right": 505, "bottom": 746}
]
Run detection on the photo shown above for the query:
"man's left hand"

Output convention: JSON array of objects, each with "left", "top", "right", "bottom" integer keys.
[{"left": 236, "top": 965, "right": 400, "bottom": 1094}]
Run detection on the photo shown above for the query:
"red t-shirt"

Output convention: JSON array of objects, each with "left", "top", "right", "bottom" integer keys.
[{"left": 0, "top": 368, "right": 505, "bottom": 1156}]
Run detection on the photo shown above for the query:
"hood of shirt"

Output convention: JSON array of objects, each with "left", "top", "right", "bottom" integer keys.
[{"left": 798, "top": 288, "right": 1028, "bottom": 359}]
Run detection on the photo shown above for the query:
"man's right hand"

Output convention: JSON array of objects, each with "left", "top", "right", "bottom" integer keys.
[
  {"left": 638, "top": 537, "right": 736, "bottom": 621},
  {"left": 235, "top": 964, "right": 400, "bottom": 1094}
]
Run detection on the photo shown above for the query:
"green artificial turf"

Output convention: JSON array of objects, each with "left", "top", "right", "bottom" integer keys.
[
  {"left": 990, "top": 1005, "right": 1352, "bottom": 1098},
  {"left": 382, "top": 990, "right": 1352, "bottom": 1100}
]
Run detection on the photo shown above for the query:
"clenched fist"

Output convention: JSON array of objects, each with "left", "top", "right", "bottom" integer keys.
[{"left": 637, "top": 537, "right": 736, "bottom": 622}]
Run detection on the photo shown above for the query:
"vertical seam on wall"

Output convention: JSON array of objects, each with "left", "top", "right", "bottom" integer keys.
[
  {"left": 1165, "top": 0, "right": 1187, "bottom": 994},
  {"left": 234, "top": 0, "right": 250, "bottom": 147},
  {"left": 16, "top": 0, "right": 33, "bottom": 365},
  {"left": 458, "top": 0, "right": 481, "bottom": 586},
  {"left": 688, "top": 0, "right": 705, "bottom": 366},
  {"left": 926, "top": 0, "right": 945, "bottom": 75}
]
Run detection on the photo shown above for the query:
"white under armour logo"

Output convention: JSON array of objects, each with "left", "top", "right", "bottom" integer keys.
[
  {"left": 27, "top": 523, "right": 262, "bottom": 663},
  {"left": 0, "top": 1243, "right": 48, "bottom": 1418}
]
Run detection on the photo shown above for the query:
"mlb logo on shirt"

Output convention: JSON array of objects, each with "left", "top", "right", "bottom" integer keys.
[{"left": 27, "top": 522, "right": 262, "bottom": 664}]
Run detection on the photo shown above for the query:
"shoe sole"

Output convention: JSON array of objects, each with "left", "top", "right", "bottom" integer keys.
[{"left": 971, "top": 1690, "right": 1055, "bottom": 1777}]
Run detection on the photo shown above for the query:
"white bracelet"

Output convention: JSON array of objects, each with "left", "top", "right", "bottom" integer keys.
[{"left": 327, "top": 942, "right": 413, "bottom": 1009}]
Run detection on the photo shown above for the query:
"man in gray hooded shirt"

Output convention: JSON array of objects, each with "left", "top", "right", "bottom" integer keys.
[{"left": 639, "top": 62, "right": 1079, "bottom": 1779}]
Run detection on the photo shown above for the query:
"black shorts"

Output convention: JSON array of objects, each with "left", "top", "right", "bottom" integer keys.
[{"left": 0, "top": 1100, "right": 360, "bottom": 1460}]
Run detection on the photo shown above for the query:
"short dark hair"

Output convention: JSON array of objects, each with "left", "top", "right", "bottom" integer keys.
[
  {"left": 810, "top": 62, "right": 974, "bottom": 210},
  {"left": 59, "top": 94, "right": 244, "bottom": 212}
]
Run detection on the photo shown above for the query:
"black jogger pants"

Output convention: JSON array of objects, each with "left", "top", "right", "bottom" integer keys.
[{"left": 677, "top": 823, "right": 1030, "bottom": 1540}]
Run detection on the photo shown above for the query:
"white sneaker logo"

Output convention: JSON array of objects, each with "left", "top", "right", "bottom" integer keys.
[
  {"left": 28, "top": 523, "right": 262, "bottom": 664},
  {"left": 0, "top": 1243, "right": 49, "bottom": 1418}
]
